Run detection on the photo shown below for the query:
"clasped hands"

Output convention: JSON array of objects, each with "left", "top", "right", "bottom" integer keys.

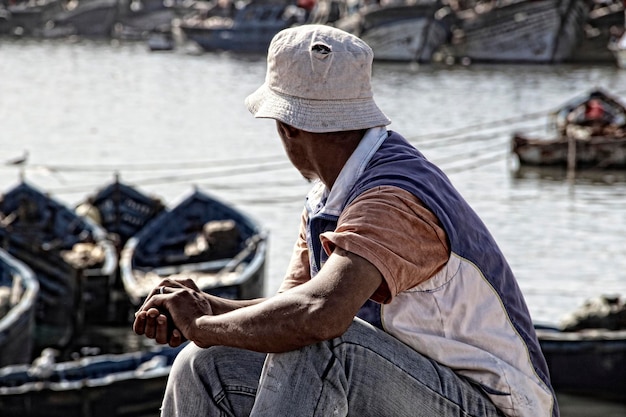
[{"left": 133, "top": 278, "right": 212, "bottom": 347}]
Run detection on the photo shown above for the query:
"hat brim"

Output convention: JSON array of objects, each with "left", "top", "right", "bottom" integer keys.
[{"left": 245, "top": 84, "right": 391, "bottom": 133}]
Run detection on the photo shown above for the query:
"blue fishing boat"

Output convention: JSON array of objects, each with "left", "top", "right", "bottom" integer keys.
[
  {"left": 0, "top": 341, "right": 186, "bottom": 417},
  {"left": 120, "top": 187, "right": 267, "bottom": 307},
  {"left": 536, "top": 325, "right": 626, "bottom": 402},
  {"left": 0, "top": 248, "right": 38, "bottom": 367},
  {"left": 75, "top": 176, "right": 167, "bottom": 324},
  {"left": 0, "top": 183, "right": 267, "bottom": 417},
  {"left": 178, "top": 0, "right": 306, "bottom": 54},
  {"left": 535, "top": 295, "right": 626, "bottom": 402},
  {"left": 0, "top": 181, "right": 117, "bottom": 357},
  {"left": 76, "top": 176, "right": 167, "bottom": 252}
]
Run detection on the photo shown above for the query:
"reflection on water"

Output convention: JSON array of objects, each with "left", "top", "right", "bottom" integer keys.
[
  {"left": 1, "top": 39, "right": 625, "bottom": 327},
  {"left": 512, "top": 164, "right": 626, "bottom": 185}
]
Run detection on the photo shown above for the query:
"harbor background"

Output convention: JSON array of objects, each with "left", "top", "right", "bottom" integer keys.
[{"left": 1, "top": 38, "right": 625, "bottom": 414}]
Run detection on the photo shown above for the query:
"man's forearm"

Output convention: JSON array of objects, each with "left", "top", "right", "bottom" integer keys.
[
  {"left": 208, "top": 295, "right": 266, "bottom": 315},
  {"left": 192, "top": 292, "right": 349, "bottom": 353}
]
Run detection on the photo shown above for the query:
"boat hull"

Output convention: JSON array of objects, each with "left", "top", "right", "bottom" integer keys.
[
  {"left": 446, "top": 0, "right": 589, "bottom": 63},
  {"left": 536, "top": 326, "right": 626, "bottom": 402},
  {"left": 120, "top": 188, "right": 267, "bottom": 306},
  {"left": 0, "top": 343, "right": 185, "bottom": 417},
  {"left": 46, "top": 0, "right": 120, "bottom": 38},
  {"left": 0, "top": 249, "right": 38, "bottom": 367},
  {"left": 179, "top": 1, "right": 295, "bottom": 54},
  {"left": 512, "top": 134, "right": 626, "bottom": 169},
  {"left": 0, "top": 181, "right": 117, "bottom": 357},
  {"left": 77, "top": 179, "right": 166, "bottom": 251},
  {"left": 342, "top": 4, "right": 450, "bottom": 62}
]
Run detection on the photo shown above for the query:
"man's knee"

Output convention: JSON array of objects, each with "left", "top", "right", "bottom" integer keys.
[{"left": 171, "top": 344, "right": 255, "bottom": 380}]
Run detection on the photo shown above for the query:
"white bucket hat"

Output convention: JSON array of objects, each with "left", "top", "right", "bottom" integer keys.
[{"left": 245, "top": 24, "right": 391, "bottom": 133}]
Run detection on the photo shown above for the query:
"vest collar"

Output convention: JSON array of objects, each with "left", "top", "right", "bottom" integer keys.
[{"left": 306, "top": 127, "right": 388, "bottom": 217}]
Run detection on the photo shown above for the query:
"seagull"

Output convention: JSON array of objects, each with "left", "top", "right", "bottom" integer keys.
[{"left": 5, "top": 150, "right": 29, "bottom": 166}]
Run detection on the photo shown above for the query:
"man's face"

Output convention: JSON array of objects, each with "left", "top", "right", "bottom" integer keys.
[{"left": 276, "top": 121, "right": 317, "bottom": 183}]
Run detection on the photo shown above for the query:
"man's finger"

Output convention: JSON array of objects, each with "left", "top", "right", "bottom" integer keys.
[
  {"left": 143, "top": 308, "right": 160, "bottom": 339},
  {"left": 155, "top": 314, "right": 169, "bottom": 344},
  {"left": 169, "top": 328, "right": 187, "bottom": 347},
  {"left": 133, "top": 311, "right": 147, "bottom": 335}
]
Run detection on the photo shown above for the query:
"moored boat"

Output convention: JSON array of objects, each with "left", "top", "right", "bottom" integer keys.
[
  {"left": 512, "top": 134, "right": 626, "bottom": 169},
  {"left": 76, "top": 176, "right": 166, "bottom": 252},
  {"left": 0, "top": 184, "right": 268, "bottom": 416},
  {"left": 0, "top": 341, "right": 186, "bottom": 417},
  {"left": 536, "top": 325, "right": 626, "bottom": 402},
  {"left": 75, "top": 176, "right": 167, "bottom": 323},
  {"left": 511, "top": 89, "right": 626, "bottom": 169},
  {"left": 177, "top": 0, "right": 307, "bottom": 54},
  {"left": 535, "top": 295, "right": 626, "bottom": 402},
  {"left": 41, "top": 0, "right": 120, "bottom": 38},
  {"left": 0, "top": 248, "right": 38, "bottom": 367},
  {"left": 0, "top": 0, "right": 67, "bottom": 36},
  {"left": 440, "top": 0, "right": 589, "bottom": 63},
  {"left": 120, "top": 187, "right": 267, "bottom": 307},
  {"left": 0, "top": 180, "right": 117, "bottom": 357},
  {"left": 335, "top": 1, "right": 451, "bottom": 62},
  {"left": 111, "top": 0, "right": 175, "bottom": 41}
]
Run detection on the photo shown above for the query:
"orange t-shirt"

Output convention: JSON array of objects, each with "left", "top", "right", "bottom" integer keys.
[{"left": 280, "top": 186, "right": 450, "bottom": 303}]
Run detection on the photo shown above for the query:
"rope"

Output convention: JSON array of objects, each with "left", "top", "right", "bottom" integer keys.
[
  {"left": 12, "top": 99, "right": 621, "bottom": 194},
  {"left": 405, "top": 109, "right": 553, "bottom": 143}
]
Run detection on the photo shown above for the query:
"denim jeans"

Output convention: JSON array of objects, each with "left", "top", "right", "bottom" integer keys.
[{"left": 161, "top": 318, "right": 504, "bottom": 417}]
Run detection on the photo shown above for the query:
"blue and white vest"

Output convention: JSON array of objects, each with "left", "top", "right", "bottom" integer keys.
[{"left": 303, "top": 127, "right": 558, "bottom": 417}]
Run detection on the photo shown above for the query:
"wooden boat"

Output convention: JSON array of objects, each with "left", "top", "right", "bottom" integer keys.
[
  {"left": 42, "top": 0, "right": 120, "bottom": 38},
  {"left": 0, "top": 181, "right": 117, "bottom": 357},
  {"left": 441, "top": 0, "right": 589, "bottom": 63},
  {"left": 177, "top": 0, "right": 307, "bottom": 54},
  {"left": 535, "top": 295, "right": 626, "bottom": 402},
  {"left": 0, "top": 0, "right": 66, "bottom": 36},
  {"left": 120, "top": 187, "right": 267, "bottom": 307},
  {"left": 335, "top": 1, "right": 451, "bottom": 62},
  {"left": 74, "top": 177, "right": 167, "bottom": 324},
  {"left": 0, "top": 341, "right": 186, "bottom": 417},
  {"left": 111, "top": 0, "right": 175, "bottom": 41},
  {"left": 0, "top": 186, "right": 266, "bottom": 416},
  {"left": 76, "top": 176, "right": 166, "bottom": 252},
  {"left": 536, "top": 325, "right": 626, "bottom": 402},
  {"left": 512, "top": 134, "right": 626, "bottom": 169},
  {"left": 0, "top": 248, "right": 38, "bottom": 367},
  {"left": 511, "top": 89, "right": 626, "bottom": 169}
]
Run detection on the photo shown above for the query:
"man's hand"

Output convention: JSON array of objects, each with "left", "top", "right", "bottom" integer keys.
[{"left": 133, "top": 278, "right": 213, "bottom": 346}]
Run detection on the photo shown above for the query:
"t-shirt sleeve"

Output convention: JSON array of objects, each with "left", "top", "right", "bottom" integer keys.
[
  {"left": 277, "top": 207, "right": 311, "bottom": 293},
  {"left": 320, "top": 186, "right": 449, "bottom": 304}
]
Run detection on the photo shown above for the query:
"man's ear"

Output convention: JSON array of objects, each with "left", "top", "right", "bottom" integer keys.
[{"left": 277, "top": 121, "right": 300, "bottom": 139}]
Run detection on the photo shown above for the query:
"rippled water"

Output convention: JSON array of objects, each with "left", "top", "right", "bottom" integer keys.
[{"left": 1, "top": 38, "right": 625, "bottom": 325}]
